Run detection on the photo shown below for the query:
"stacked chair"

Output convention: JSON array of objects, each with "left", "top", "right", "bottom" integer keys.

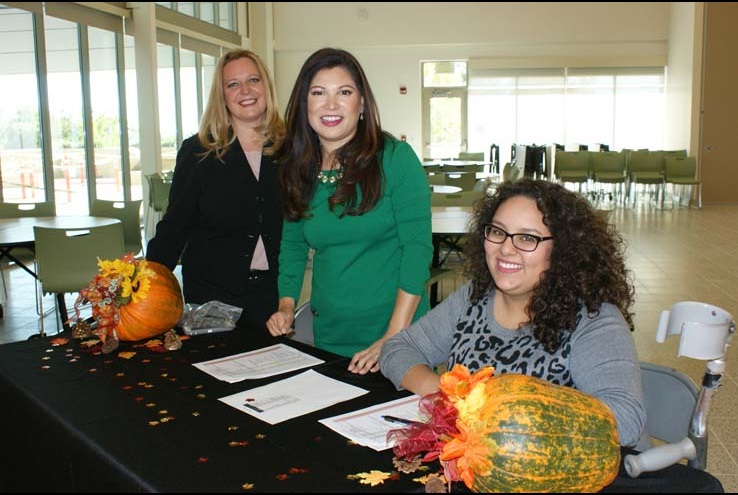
[
  {"left": 590, "top": 151, "right": 627, "bottom": 207},
  {"left": 664, "top": 155, "right": 701, "bottom": 209},
  {"left": 626, "top": 150, "right": 666, "bottom": 208},
  {"left": 554, "top": 150, "right": 590, "bottom": 193}
]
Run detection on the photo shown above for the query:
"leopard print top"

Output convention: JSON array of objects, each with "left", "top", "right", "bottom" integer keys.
[{"left": 447, "top": 286, "right": 577, "bottom": 387}]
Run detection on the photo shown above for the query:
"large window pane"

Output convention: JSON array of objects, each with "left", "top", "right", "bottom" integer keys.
[
  {"left": 124, "top": 34, "right": 142, "bottom": 202},
  {"left": 517, "top": 73, "right": 565, "bottom": 147},
  {"left": 45, "top": 16, "right": 88, "bottom": 215},
  {"left": 201, "top": 53, "right": 217, "bottom": 107},
  {"left": 157, "top": 43, "right": 178, "bottom": 169},
  {"left": 464, "top": 66, "right": 665, "bottom": 162},
  {"left": 428, "top": 90, "right": 464, "bottom": 159},
  {"left": 615, "top": 74, "right": 664, "bottom": 150},
  {"left": 565, "top": 74, "right": 615, "bottom": 149},
  {"left": 217, "top": 2, "right": 235, "bottom": 30},
  {"left": 180, "top": 49, "right": 200, "bottom": 146},
  {"left": 88, "top": 27, "right": 124, "bottom": 201},
  {"left": 468, "top": 76, "right": 516, "bottom": 165},
  {"left": 0, "top": 7, "right": 43, "bottom": 203}
]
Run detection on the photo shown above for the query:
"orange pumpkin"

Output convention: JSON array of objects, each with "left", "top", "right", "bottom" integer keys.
[{"left": 116, "top": 261, "right": 184, "bottom": 341}]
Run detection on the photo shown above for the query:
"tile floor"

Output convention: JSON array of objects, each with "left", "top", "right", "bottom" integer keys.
[{"left": 1, "top": 200, "right": 737, "bottom": 489}]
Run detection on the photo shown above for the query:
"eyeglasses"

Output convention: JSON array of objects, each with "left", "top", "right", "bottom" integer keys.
[{"left": 483, "top": 225, "right": 553, "bottom": 252}]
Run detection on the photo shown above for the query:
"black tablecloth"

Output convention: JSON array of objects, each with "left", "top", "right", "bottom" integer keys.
[{"left": 0, "top": 330, "right": 724, "bottom": 493}]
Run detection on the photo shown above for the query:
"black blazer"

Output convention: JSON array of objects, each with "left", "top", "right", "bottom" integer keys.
[{"left": 146, "top": 135, "right": 282, "bottom": 307}]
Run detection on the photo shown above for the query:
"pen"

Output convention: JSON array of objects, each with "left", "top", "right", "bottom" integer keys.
[
  {"left": 381, "top": 415, "right": 419, "bottom": 426},
  {"left": 243, "top": 403, "right": 264, "bottom": 413}
]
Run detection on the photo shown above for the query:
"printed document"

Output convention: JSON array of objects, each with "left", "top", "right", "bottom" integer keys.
[
  {"left": 219, "top": 369, "right": 369, "bottom": 424},
  {"left": 193, "top": 343, "right": 325, "bottom": 382},
  {"left": 319, "top": 395, "right": 422, "bottom": 451}
]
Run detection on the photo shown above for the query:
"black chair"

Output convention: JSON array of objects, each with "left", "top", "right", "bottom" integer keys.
[
  {"left": 489, "top": 144, "right": 500, "bottom": 174},
  {"left": 524, "top": 144, "right": 547, "bottom": 178}
]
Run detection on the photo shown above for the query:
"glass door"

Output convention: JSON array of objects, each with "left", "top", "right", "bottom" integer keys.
[{"left": 423, "top": 88, "right": 467, "bottom": 160}]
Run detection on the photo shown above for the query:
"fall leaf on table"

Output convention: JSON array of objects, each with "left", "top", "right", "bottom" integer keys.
[
  {"left": 118, "top": 351, "right": 136, "bottom": 360},
  {"left": 423, "top": 473, "right": 448, "bottom": 493},
  {"left": 50, "top": 337, "right": 69, "bottom": 346},
  {"left": 413, "top": 472, "right": 447, "bottom": 485},
  {"left": 350, "top": 469, "right": 393, "bottom": 486},
  {"left": 288, "top": 467, "right": 309, "bottom": 474},
  {"left": 80, "top": 339, "right": 101, "bottom": 348},
  {"left": 240, "top": 482, "right": 254, "bottom": 490},
  {"left": 393, "top": 455, "right": 422, "bottom": 474}
]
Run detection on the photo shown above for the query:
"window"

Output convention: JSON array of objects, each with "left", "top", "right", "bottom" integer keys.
[
  {"left": 0, "top": 6, "right": 43, "bottom": 203},
  {"left": 422, "top": 61, "right": 468, "bottom": 159},
  {"left": 460, "top": 66, "right": 666, "bottom": 165},
  {"left": 0, "top": 2, "right": 239, "bottom": 216}
]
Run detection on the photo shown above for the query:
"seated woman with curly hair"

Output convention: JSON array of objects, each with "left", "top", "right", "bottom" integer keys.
[{"left": 380, "top": 178, "right": 646, "bottom": 447}]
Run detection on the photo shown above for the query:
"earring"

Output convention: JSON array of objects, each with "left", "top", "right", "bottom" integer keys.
[{"left": 359, "top": 112, "right": 364, "bottom": 121}]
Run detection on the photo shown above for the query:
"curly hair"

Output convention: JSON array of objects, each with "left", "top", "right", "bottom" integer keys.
[
  {"left": 278, "top": 48, "right": 386, "bottom": 221},
  {"left": 463, "top": 178, "right": 635, "bottom": 351}
]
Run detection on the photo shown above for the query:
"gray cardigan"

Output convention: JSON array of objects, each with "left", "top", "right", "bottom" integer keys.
[{"left": 379, "top": 281, "right": 646, "bottom": 447}]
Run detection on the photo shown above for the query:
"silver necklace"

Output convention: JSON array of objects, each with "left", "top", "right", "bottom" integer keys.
[{"left": 317, "top": 168, "right": 344, "bottom": 184}]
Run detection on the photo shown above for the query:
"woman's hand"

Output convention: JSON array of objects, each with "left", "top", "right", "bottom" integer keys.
[
  {"left": 348, "top": 339, "right": 385, "bottom": 375},
  {"left": 266, "top": 298, "right": 296, "bottom": 337},
  {"left": 266, "top": 310, "right": 295, "bottom": 336}
]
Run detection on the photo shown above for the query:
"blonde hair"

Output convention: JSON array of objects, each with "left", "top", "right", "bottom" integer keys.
[{"left": 198, "top": 49, "right": 284, "bottom": 159}]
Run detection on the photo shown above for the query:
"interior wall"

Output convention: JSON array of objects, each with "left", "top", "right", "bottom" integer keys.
[
  {"left": 699, "top": 2, "right": 738, "bottom": 203},
  {"left": 270, "top": 2, "right": 671, "bottom": 160},
  {"left": 664, "top": 3, "right": 696, "bottom": 153}
]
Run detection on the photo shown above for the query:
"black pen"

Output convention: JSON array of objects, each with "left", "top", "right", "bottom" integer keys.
[
  {"left": 243, "top": 403, "right": 264, "bottom": 413},
  {"left": 381, "top": 415, "right": 419, "bottom": 426}
]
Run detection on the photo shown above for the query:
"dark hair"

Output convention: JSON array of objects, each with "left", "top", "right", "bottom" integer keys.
[
  {"left": 463, "top": 178, "right": 635, "bottom": 350},
  {"left": 278, "top": 48, "right": 386, "bottom": 221}
]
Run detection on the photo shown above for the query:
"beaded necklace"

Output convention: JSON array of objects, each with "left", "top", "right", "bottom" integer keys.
[{"left": 317, "top": 168, "right": 344, "bottom": 184}]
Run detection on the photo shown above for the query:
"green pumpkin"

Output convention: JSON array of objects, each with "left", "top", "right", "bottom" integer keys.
[{"left": 464, "top": 374, "right": 621, "bottom": 493}]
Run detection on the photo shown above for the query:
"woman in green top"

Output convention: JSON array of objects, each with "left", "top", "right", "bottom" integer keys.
[{"left": 266, "top": 48, "right": 432, "bottom": 374}]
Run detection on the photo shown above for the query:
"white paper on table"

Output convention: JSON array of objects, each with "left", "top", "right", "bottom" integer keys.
[
  {"left": 219, "top": 369, "right": 369, "bottom": 424},
  {"left": 192, "top": 343, "right": 325, "bottom": 382},
  {"left": 318, "top": 395, "right": 423, "bottom": 451}
]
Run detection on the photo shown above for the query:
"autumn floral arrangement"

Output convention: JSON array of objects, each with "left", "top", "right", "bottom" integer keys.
[
  {"left": 389, "top": 364, "right": 621, "bottom": 493},
  {"left": 71, "top": 253, "right": 184, "bottom": 353}
]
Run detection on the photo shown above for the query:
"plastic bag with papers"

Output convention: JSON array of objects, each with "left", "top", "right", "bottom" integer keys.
[{"left": 179, "top": 300, "right": 243, "bottom": 336}]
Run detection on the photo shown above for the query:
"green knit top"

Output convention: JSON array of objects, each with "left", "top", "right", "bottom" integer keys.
[{"left": 278, "top": 137, "right": 433, "bottom": 357}]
